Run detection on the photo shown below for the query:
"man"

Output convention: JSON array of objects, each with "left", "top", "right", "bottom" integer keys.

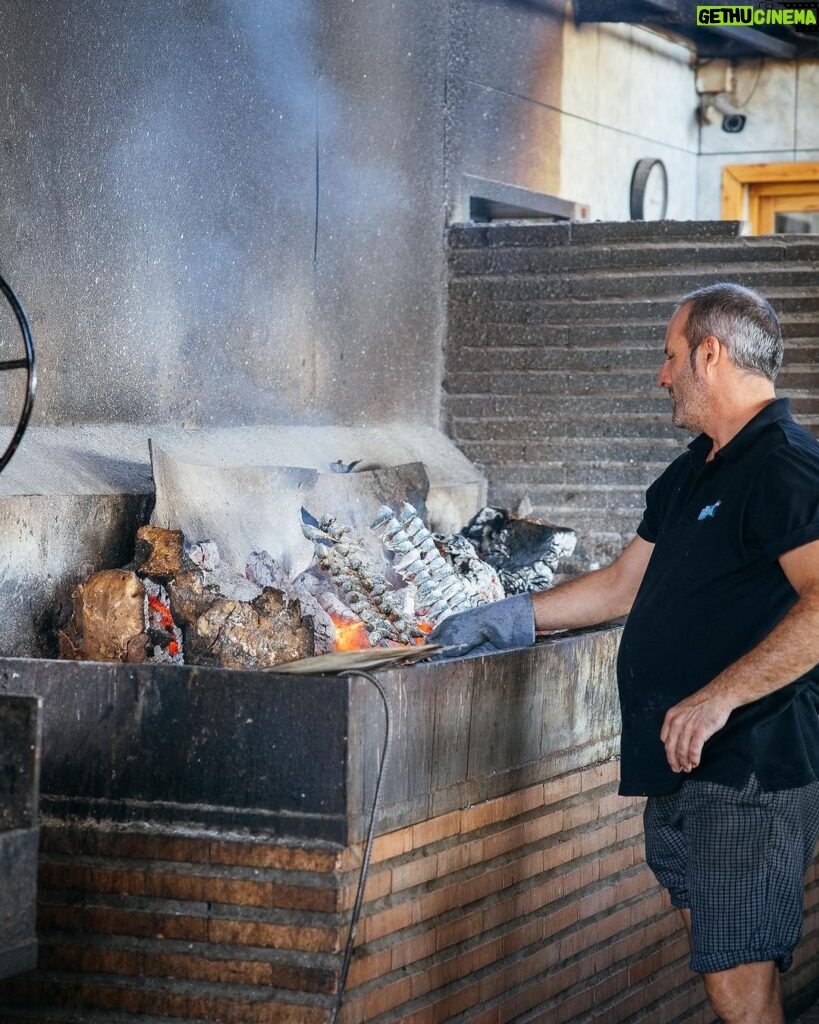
[{"left": 430, "top": 283, "right": 819, "bottom": 1024}]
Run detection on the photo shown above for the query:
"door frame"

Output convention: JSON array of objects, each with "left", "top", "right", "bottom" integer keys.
[{"left": 721, "top": 161, "right": 819, "bottom": 232}]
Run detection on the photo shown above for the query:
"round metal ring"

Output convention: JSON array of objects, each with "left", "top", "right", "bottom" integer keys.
[{"left": 0, "top": 274, "right": 36, "bottom": 475}]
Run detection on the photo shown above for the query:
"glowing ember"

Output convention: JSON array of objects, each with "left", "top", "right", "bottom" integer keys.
[
  {"left": 148, "top": 594, "right": 175, "bottom": 631},
  {"left": 332, "top": 615, "right": 371, "bottom": 652}
]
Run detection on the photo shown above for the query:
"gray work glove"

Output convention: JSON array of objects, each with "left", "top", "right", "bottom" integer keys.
[{"left": 426, "top": 592, "right": 535, "bottom": 660}]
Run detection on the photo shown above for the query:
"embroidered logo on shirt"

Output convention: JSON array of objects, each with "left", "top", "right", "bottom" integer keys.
[{"left": 697, "top": 501, "right": 722, "bottom": 521}]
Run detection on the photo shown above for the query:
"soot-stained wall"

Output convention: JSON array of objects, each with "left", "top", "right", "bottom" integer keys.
[{"left": 0, "top": 0, "right": 447, "bottom": 427}]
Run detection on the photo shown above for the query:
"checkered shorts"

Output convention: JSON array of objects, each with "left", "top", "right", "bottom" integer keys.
[{"left": 644, "top": 773, "right": 819, "bottom": 974}]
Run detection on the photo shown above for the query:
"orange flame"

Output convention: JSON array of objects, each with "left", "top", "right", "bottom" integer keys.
[{"left": 331, "top": 615, "right": 371, "bottom": 652}]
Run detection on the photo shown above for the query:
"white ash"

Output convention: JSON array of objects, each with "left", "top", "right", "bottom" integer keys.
[
  {"left": 432, "top": 533, "right": 505, "bottom": 607},
  {"left": 184, "top": 539, "right": 221, "bottom": 572}
]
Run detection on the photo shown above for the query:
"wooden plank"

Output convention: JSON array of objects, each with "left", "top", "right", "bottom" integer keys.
[
  {"left": 724, "top": 161, "right": 819, "bottom": 185},
  {"left": 721, "top": 166, "right": 745, "bottom": 222}
]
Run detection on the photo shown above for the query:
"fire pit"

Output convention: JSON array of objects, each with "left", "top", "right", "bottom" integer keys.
[
  {"left": 0, "top": 418, "right": 640, "bottom": 1023},
  {"left": 0, "top": 623, "right": 625, "bottom": 1022}
]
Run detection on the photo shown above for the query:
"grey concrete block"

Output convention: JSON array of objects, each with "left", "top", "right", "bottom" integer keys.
[
  {"left": 448, "top": 244, "right": 612, "bottom": 276},
  {"left": 449, "top": 414, "right": 680, "bottom": 442},
  {"left": 452, "top": 297, "right": 678, "bottom": 327},
  {"left": 447, "top": 323, "right": 570, "bottom": 349},
  {"left": 608, "top": 242, "right": 787, "bottom": 269},
  {"left": 568, "top": 267, "right": 819, "bottom": 301},
  {"left": 569, "top": 220, "right": 743, "bottom": 243},
  {"left": 446, "top": 394, "right": 670, "bottom": 419},
  {"left": 447, "top": 222, "right": 572, "bottom": 249},
  {"left": 449, "top": 276, "right": 571, "bottom": 303},
  {"left": 486, "top": 370, "right": 656, "bottom": 396}
]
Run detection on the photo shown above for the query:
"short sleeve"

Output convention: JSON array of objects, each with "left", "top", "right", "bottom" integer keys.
[
  {"left": 744, "top": 444, "right": 819, "bottom": 561},
  {"left": 636, "top": 475, "right": 662, "bottom": 544}
]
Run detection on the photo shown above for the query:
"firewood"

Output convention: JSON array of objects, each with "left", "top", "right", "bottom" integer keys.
[
  {"left": 134, "top": 526, "right": 184, "bottom": 579},
  {"left": 70, "top": 569, "right": 148, "bottom": 663}
]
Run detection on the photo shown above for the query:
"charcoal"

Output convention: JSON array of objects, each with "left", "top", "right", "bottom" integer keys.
[
  {"left": 247, "top": 551, "right": 350, "bottom": 655},
  {"left": 460, "top": 507, "right": 578, "bottom": 594},
  {"left": 143, "top": 579, "right": 184, "bottom": 665}
]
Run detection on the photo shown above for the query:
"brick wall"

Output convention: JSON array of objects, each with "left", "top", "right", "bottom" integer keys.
[
  {"left": 3, "top": 759, "right": 819, "bottom": 1022},
  {"left": 444, "top": 220, "right": 819, "bottom": 566}
]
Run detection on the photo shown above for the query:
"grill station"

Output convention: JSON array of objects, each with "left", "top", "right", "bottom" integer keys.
[
  {"left": 2, "top": 219, "right": 819, "bottom": 1023},
  {"left": 0, "top": 312, "right": 626, "bottom": 1021}
]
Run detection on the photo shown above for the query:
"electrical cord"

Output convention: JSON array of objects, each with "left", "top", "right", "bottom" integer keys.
[
  {"left": 329, "top": 669, "right": 394, "bottom": 1024},
  {"left": 733, "top": 59, "right": 764, "bottom": 109}
]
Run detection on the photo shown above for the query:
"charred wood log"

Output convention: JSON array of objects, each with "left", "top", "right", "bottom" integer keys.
[
  {"left": 460, "top": 507, "right": 578, "bottom": 593},
  {"left": 168, "top": 563, "right": 314, "bottom": 670},
  {"left": 58, "top": 569, "right": 148, "bottom": 663},
  {"left": 133, "top": 526, "right": 184, "bottom": 580}
]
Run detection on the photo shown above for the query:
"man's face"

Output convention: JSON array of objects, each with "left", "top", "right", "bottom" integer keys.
[{"left": 657, "top": 305, "right": 708, "bottom": 433}]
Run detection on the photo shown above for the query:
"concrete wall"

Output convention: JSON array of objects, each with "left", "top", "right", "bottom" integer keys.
[
  {"left": 0, "top": 0, "right": 813, "bottom": 434},
  {"left": 559, "top": 17, "right": 698, "bottom": 221},
  {"left": 697, "top": 58, "right": 819, "bottom": 218},
  {"left": 446, "top": 0, "right": 699, "bottom": 223},
  {"left": 447, "top": 4, "right": 819, "bottom": 226},
  {"left": 0, "top": 0, "right": 448, "bottom": 427}
]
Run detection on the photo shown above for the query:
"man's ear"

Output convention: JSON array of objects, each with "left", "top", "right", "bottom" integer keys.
[{"left": 700, "top": 334, "right": 723, "bottom": 371}]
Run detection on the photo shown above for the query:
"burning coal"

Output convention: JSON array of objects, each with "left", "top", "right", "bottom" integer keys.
[{"left": 57, "top": 492, "right": 578, "bottom": 668}]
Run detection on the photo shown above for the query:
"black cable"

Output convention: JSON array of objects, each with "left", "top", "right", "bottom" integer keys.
[{"left": 329, "top": 669, "right": 394, "bottom": 1024}]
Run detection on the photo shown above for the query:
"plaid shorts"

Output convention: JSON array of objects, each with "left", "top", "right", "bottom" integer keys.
[{"left": 644, "top": 773, "right": 819, "bottom": 974}]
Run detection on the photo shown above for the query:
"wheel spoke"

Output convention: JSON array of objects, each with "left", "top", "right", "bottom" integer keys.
[{"left": 0, "top": 358, "right": 29, "bottom": 372}]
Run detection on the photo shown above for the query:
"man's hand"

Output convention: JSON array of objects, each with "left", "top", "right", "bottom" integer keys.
[
  {"left": 660, "top": 689, "right": 736, "bottom": 773},
  {"left": 425, "top": 592, "right": 535, "bottom": 660}
]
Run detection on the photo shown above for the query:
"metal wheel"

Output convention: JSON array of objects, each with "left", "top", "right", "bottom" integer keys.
[{"left": 0, "top": 274, "right": 36, "bottom": 475}]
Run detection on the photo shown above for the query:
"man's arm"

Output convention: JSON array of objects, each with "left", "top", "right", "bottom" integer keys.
[
  {"left": 532, "top": 535, "right": 654, "bottom": 631},
  {"left": 427, "top": 535, "right": 653, "bottom": 656},
  {"left": 661, "top": 536, "right": 819, "bottom": 774}
]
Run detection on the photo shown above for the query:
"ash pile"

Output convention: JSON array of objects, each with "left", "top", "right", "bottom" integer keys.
[{"left": 58, "top": 504, "right": 577, "bottom": 671}]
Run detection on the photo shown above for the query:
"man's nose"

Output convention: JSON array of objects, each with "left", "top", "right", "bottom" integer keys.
[{"left": 657, "top": 361, "right": 670, "bottom": 388}]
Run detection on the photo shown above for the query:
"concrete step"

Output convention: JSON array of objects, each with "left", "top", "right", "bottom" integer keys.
[
  {"left": 450, "top": 267, "right": 819, "bottom": 303},
  {"left": 445, "top": 369, "right": 819, "bottom": 396},
  {"left": 447, "top": 219, "right": 744, "bottom": 251},
  {"left": 452, "top": 295, "right": 819, "bottom": 326},
  {"left": 448, "top": 240, "right": 811, "bottom": 276}
]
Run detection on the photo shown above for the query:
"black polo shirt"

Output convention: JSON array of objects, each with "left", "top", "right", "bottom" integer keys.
[{"left": 618, "top": 398, "right": 819, "bottom": 797}]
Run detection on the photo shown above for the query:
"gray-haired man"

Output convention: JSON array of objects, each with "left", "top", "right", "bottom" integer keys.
[{"left": 431, "top": 283, "right": 819, "bottom": 1024}]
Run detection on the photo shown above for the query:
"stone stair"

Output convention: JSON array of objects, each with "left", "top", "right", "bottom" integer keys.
[{"left": 444, "top": 220, "right": 819, "bottom": 566}]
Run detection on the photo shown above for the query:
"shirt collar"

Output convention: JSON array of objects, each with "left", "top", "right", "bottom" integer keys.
[{"left": 687, "top": 397, "right": 792, "bottom": 464}]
